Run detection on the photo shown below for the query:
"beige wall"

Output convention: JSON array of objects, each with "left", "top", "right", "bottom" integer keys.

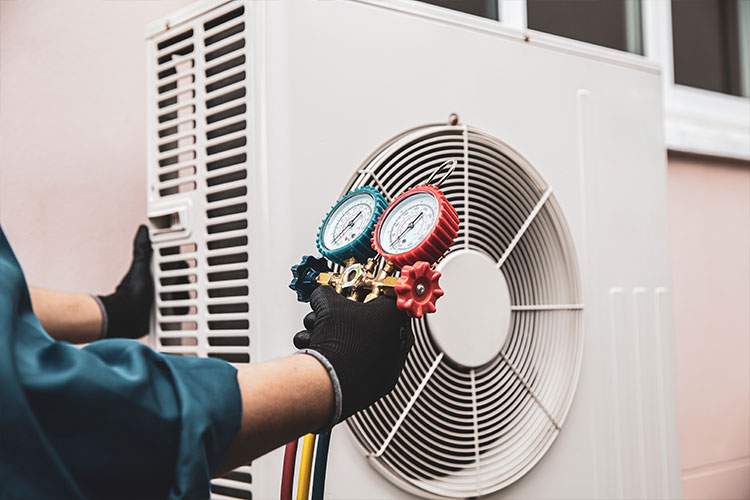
[
  {"left": 667, "top": 153, "right": 750, "bottom": 500},
  {"left": 1, "top": 1, "right": 749, "bottom": 499},
  {"left": 0, "top": 0, "right": 191, "bottom": 293}
]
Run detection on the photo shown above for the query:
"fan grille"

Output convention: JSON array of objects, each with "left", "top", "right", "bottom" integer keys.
[{"left": 345, "top": 124, "right": 583, "bottom": 498}]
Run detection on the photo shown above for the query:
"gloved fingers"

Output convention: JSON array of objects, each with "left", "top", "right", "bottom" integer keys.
[
  {"left": 309, "top": 285, "right": 343, "bottom": 319},
  {"left": 293, "top": 330, "right": 312, "bottom": 349},
  {"left": 133, "top": 225, "right": 153, "bottom": 261},
  {"left": 368, "top": 295, "right": 410, "bottom": 330},
  {"left": 303, "top": 311, "right": 316, "bottom": 331},
  {"left": 101, "top": 225, "right": 155, "bottom": 338}
]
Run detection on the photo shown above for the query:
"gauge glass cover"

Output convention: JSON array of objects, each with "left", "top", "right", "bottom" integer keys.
[
  {"left": 321, "top": 192, "right": 375, "bottom": 250},
  {"left": 379, "top": 192, "right": 439, "bottom": 255}
]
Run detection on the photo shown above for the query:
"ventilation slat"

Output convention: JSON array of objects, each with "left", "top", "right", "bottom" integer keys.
[
  {"left": 207, "top": 169, "right": 247, "bottom": 188},
  {"left": 205, "top": 247, "right": 248, "bottom": 259},
  {"left": 157, "top": 131, "right": 196, "bottom": 150},
  {"left": 156, "top": 285, "right": 198, "bottom": 294},
  {"left": 207, "top": 120, "right": 246, "bottom": 142},
  {"left": 206, "top": 277, "right": 248, "bottom": 289},
  {"left": 207, "top": 103, "right": 247, "bottom": 126},
  {"left": 157, "top": 267, "right": 199, "bottom": 279},
  {"left": 159, "top": 166, "right": 197, "bottom": 183},
  {"left": 156, "top": 55, "right": 194, "bottom": 76},
  {"left": 158, "top": 83, "right": 197, "bottom": 104},
  {"left": 205, "top": 296, "right": 251, "bottom": 306},
  {"left": 205, "top": 53, "right": 245, "bottom": 78},
  {"left": 205, "top": 129, "right": 247, "bottom": 148},
  {"left": 158, "top": 120, "right": 195, "bottom": 140},
  {"left": 205, "top": 345, "right": 251, "bottom": 353},
  {"left": 155, "top": 298, "right": 196, "bottom": 308},
  {"left": 156, "top": 313, "right": 199, "bottom": 322},
  {"left": 205, "top": 21, "right": 245, "bottom": 47},
  {"left": 158, "top": 256, "right": 198, "bottom": 268},
  {"left": 206, "top": 71, "right": 246, "bottom": 94},
  {"left": 158, "top": 73, "right": 195, "bottom": 94},
  {"left": 205, "top": 264, "right": 248, "bottom": 276},
  {"left": 157, "top": 145, "right": 195, "bottom": 162},
  {"left": 204, "top": 313, "right": 249, "bottom": 322},
  {"left": 205, "top": 180, "right": 248, "bottom": 197},
  {"left": 156, "top": 38, "right": 194, "bottom": 58},
  {"left": 205, "top": 149, "right": 247, "bottom": 169},
  {"left": 211, "top": 477, "right": 252, "bottom": 490},
  {"left": 157, "top": 28, "right": 193, "bottom": 50},
  {"left": 156, "top": 155, "right": 195, "bottom": 171},
  {"left": 206, "top": 213, "right": 248, "bottom": 228},
  {"left": 157, "top": 98, "right": 197, "bottom": 118},
  {"left": 158, "top": 346, "right": 199, "bottom": 354},
  {"left": 203, "top": 5, "right": 245, "bottom": 34},
  {"left": 157, "top": 105, "right": 195, "bottom": 125},
  {"left": 204, "top": 33, "right": 245, "bottom": 60}
]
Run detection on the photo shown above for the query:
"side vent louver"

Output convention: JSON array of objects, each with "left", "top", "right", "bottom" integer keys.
[{"left": 149, "top": 3, "right": 252, "bottom": 499}]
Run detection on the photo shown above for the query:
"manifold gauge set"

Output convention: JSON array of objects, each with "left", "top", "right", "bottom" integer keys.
[
  {"left": 289, "top": 160, "right": 460, "bottom": 318},
  {"left": 283, "top": 161, "right": 460, "bottom": 500}
]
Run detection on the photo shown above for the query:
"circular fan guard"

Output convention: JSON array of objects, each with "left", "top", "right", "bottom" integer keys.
[{"left": 342, "top": 123, "right": 584, "bottom": 498}]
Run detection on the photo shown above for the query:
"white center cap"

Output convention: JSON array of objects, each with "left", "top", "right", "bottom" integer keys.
[{"left": 426, "top": 250, "right": 512, "bottom": 368}]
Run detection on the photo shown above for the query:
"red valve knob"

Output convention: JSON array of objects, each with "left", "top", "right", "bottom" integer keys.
[{"left": 394, "top": 261, "right": 444, "bottom": 318}]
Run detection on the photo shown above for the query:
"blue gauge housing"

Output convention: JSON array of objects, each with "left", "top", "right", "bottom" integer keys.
[{"left": 316, "top": 186, "right": 388, "bottom": 265}]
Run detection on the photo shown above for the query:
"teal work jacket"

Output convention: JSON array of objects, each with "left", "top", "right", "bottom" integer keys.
[{"left": 0, "top": 226, "right": 242, "bottom": 499}]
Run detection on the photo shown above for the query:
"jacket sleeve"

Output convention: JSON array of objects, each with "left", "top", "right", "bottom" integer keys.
[{"left": 1, "top": 227, "right": 242, "bottom": 499}]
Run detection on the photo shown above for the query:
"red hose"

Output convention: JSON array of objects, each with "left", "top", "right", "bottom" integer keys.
[{"left": 280, "top": 440, "right": 298, "bottom": 500}]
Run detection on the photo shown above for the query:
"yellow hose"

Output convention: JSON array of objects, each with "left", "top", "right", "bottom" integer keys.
[{"left": 296, "top": 433, "right": 317, "bottom": 500}]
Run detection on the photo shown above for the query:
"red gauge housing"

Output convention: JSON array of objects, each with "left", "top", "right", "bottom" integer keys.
[{"left": 371, "top": 184, "right": 459, "bottom": 269}]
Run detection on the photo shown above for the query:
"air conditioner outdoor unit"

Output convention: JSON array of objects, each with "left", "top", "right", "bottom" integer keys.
[{"left": 145, "top": 1, "right": 682, "bottom": 499}]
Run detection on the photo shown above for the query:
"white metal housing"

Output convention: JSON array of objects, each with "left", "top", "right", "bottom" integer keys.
[{"left": 145, "top": 1, "right": 681, "bottom": 499}]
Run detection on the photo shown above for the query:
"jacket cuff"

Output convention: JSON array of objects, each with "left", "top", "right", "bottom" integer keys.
[
  {"left": 297, "top": 349, "right": 342, "bottom": 433},
  {"left": 90, "top": 295, "right": 108, "bottom": 340}
]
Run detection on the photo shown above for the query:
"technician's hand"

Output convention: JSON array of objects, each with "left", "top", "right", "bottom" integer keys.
[
  {"left": 96, "top": 225, "right": 154, "bottom": 339},
  {"left": 294, "top": 285, "right": 413, "bottom": 429}
]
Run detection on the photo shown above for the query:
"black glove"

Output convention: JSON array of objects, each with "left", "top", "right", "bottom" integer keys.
[
  {"left": 295, "top": 285, "right": 413, "bottom": 429},
  {"left": 95, "top": 225, "right": 154, "bottom": 339}
]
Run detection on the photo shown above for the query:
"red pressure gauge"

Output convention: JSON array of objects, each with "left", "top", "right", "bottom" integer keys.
[
  {"left": 372, "top": 184, "right": 459, "bottom": 269},
  {"left": 371, "top": 172, "right": 459, "bottom": 317}
]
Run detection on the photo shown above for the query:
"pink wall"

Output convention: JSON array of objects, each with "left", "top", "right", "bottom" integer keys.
[
  {"left": 1, "top": 2, "right": 749, "bottom": 499},
  {"left": 0, "top": 0, "right": 191, "bottom": 293},
  {"left": 667, "top": 153, "right": 750, "bottom": 500}
]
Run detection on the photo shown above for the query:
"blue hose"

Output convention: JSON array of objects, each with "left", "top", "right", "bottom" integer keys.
[{"left": 311, "top": 431, "right": 331, "bottom": 500}]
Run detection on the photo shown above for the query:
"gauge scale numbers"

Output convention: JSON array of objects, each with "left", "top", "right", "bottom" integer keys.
[
  {"left": 379, "top": 192, "right": 438, "bottom": 254},
  {"left": 321, "top": 192, "right": 375, "bottom": 250}
]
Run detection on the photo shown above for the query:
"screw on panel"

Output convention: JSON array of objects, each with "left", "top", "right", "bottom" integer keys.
[{"left": 448, "top": 113, "right": 459, "bottom": 125}]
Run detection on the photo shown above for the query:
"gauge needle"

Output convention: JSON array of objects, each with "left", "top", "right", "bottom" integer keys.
[
  {"left": 392, "top": 212, "right": 423, "bottom": 245},
  {"left": 333, "top": 211, "right": 362, "bottom": 243}
]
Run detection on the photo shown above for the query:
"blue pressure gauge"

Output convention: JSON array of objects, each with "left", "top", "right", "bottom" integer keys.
[{"left": 316, "top": 186, "right": 388, "bottom": 265}]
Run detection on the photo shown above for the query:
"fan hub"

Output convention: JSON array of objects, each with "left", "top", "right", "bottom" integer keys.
[{"left": 427, "top": 250, "right": 511, "bottom": 368}]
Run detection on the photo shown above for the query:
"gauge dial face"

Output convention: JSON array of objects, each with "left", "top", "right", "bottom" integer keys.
[
  {"left": 378, "top": 192, "right": 439, "bottom": 255},
  {"left": 321, "top": 192, "right": 376, "bottom": 250}
]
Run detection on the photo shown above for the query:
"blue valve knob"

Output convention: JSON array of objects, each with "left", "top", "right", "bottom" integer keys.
[{"left": 289, "top": 255, "right": 330, "bottom": 303}]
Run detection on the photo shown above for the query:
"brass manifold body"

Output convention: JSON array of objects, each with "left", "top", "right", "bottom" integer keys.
[{"left": 317, "top": 257, "right": 399, "bottom": 303}]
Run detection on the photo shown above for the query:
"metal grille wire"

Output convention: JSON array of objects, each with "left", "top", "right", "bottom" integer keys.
[{"left": 345, "top": 124, "right": 583, "bottom": 498}]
